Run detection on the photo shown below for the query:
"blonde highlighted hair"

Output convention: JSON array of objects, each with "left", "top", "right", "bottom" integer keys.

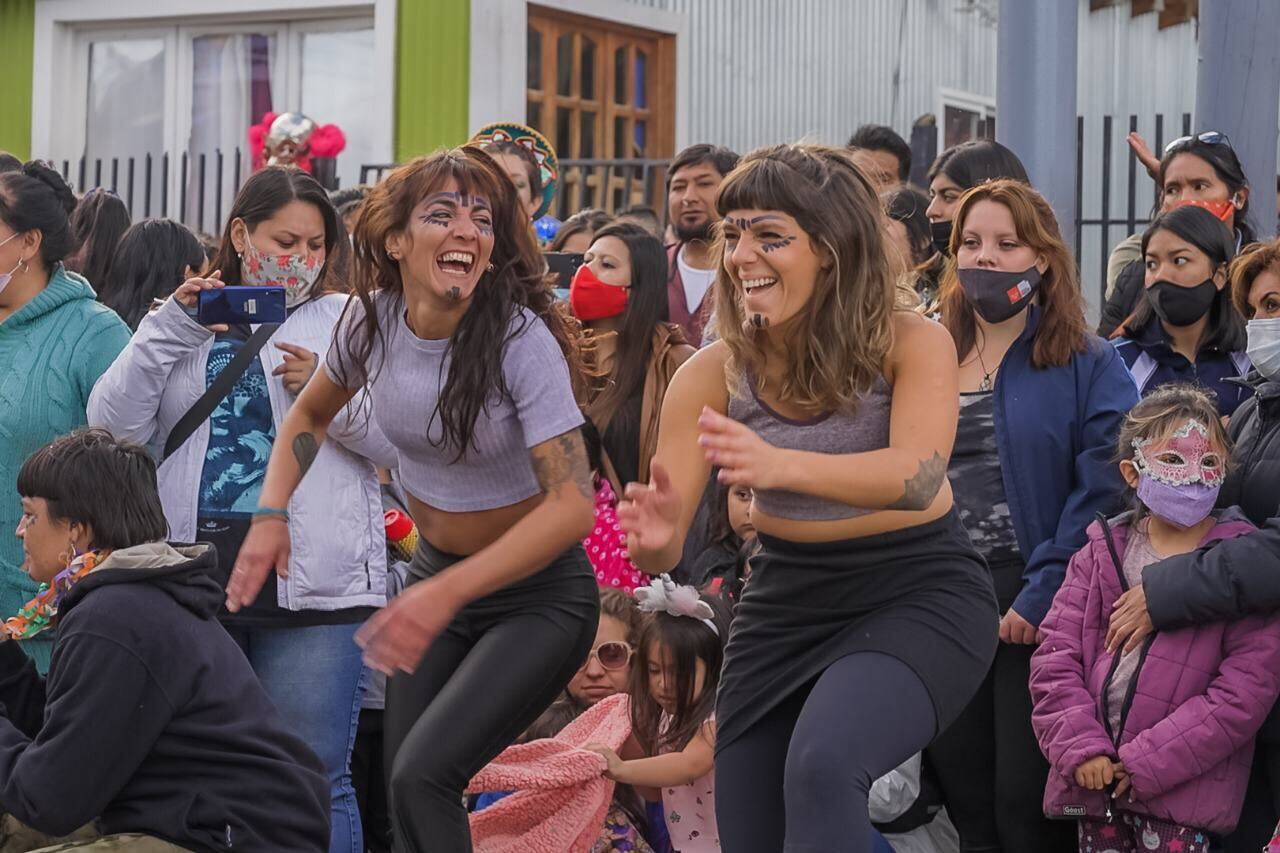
[{"left": 712, "top": 144, "right": 898, "bottom": 413}]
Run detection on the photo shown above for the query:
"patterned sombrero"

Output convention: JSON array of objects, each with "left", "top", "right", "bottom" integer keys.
[{"left": 470, "top": 122, "right": 560, "bottom": 220}]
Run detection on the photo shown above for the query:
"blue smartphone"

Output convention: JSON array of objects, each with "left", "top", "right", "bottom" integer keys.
[{"left": 197, "top": 285, "right": 287, "bottom": 325}]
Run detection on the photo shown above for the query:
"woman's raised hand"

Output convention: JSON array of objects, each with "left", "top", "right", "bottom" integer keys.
[
  {"left": 174, "top": 268, "right": 229, "bottom": 332},
  {"left": 617, "top": 463, "right": 682, "bottom": 558}
]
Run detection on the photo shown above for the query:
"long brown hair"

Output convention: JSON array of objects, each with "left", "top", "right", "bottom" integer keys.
[
  {"left": 629, "top": 595, "right": 729, "bottom": 756},
  {"left": 713, "top": 144, "right": 897, "bottom": 413},
  {"left": 939, "top": 179, "right": 1088, "bottom": 369},
  {"left": 335, "top": 146, "right": 581, "bottom": 458}
]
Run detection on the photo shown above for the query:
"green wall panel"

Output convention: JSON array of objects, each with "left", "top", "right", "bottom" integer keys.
[
  {"left": 396, "top": 0, "right": 471, "bottom": 161},
  {"left": 0, "top": 0, "right": 35, "bottom": 159}
]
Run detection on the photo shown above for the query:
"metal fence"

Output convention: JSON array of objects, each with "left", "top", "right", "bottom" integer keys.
[
  {"left": 55, "top": 150, "right": 253, "bottom": 236},
  {"left": 1075, "top": 112, "right": 1194, "bottom": 305}
]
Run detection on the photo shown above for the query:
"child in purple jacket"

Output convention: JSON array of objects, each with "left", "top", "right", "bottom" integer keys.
[{"left": 1031, "top": 385, "right": 1280, "bottom": 852}]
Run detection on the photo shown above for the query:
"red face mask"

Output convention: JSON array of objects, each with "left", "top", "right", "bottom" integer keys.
[
  {"left": 569, "top": 264, "right": 629, "bottom": 321},
  {"left": 1172, "top": 197, "right": 1236, "bottom": 223}
]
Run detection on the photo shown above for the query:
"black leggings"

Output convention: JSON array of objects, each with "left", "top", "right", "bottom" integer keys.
[
  {"left": 383, "top": 544, "right": 598, "bottom": 853},
  {"left": 716, "top": 652, "right": 937, "bottom": 853}
]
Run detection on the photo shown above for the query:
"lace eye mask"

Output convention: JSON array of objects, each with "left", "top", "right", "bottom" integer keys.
[{"left": 1132, "top": 418, "right": 1223, "bottom": 487}]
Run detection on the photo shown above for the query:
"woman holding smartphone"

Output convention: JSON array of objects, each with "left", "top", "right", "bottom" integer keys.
[{"left": 88, "top": 166, "right": 393, "bottom": 853}]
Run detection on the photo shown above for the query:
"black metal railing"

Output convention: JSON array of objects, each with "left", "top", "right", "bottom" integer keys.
[{"left": 1075, "top": 112, "right": 1194, "bottom": 304}]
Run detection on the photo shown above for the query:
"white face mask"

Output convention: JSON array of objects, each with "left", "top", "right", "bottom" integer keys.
[
  {"left": 0, "top": 232, "right": 25, "bottom": 297},
  {"left": 1247, "top": 317, "right": 1280, "bottom": 381}
]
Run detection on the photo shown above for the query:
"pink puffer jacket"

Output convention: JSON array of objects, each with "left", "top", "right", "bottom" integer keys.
[{"left": 1030, "top": 510, "right": 1280, "bottom": 834}]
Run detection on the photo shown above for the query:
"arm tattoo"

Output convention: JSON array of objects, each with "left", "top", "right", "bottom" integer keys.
[
  {"left": 293, "top": 432, "right": 320, "bottom": 477},
  {"left": 886, "top": 451, "right": 947, "bottom": 511},
  {"left": 531, "top": 430, "right": 595, "bottom": 500}
]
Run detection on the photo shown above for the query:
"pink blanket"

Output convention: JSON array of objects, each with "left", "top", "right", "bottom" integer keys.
[{"left": 467, "top": 693, "right": 632, "bottom": 853}]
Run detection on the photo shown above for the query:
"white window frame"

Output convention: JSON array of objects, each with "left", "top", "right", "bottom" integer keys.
[
  {"left": 936, "top": 88, "right": 998, "bottom": 152},
  {"left": 32, "top": 0, "right": 396, "bottom": 179},
  {"left": 470, "top": 0, "right": 691, "bottom": 150},
  {"left": 68, "top": 25, "right": 180, "bottom": 183}
]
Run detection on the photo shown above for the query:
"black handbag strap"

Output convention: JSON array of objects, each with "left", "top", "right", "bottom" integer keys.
[{"left": 162, "top": 323, "right": 278, "bottom": 463}]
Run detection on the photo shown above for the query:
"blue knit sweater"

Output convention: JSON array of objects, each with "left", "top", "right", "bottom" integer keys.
[{"left": 0, "top": 268, "right": 130, "bottom": 641}]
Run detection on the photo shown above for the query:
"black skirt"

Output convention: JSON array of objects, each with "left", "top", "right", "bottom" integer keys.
[{"left": 715, "top": 511, "right": 999, "bottom": 751}]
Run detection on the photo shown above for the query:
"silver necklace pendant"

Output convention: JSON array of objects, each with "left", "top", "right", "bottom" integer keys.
[{"left": 979, "top": 372, "right": 993, "bottom": 393}]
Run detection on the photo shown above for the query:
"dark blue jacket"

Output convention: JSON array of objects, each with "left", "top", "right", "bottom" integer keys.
[
  {"left": 991, "top": 307, "right": 1140, "bottom": 625},
  {"left": 1113, "top": 313, "right": 1252, "bottom": 418},
  {"left": 0, "top": 543, "right": 330, "bottom": 851}
]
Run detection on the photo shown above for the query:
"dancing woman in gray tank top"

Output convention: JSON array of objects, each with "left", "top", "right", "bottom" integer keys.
[
  {"left": 227, "top": 147, "right": 600, "bottom": 852},
  {"left": 618, "top": 144, "right": 998, "bottom": 853}
]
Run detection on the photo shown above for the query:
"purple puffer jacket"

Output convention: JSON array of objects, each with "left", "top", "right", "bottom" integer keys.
[{"left": 1030, "top": 510, "right": 1280, "bottom": 834}]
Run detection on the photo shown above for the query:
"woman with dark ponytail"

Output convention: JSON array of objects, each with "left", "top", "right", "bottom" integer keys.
[{"left": 0, "top": 161, "right": 131, "bottom": 670}]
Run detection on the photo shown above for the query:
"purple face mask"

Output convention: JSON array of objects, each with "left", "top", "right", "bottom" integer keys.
[{"left": 1136, "top": 474, "right": 1220, "bottom": 529}]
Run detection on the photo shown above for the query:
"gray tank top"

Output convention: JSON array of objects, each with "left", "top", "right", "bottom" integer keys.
[{"left": 727, "top": 370, "right": 892, "bottom": 521}]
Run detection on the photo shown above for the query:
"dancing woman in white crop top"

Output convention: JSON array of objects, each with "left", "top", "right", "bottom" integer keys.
[
  {"left": 618, "top": 144, "right": 998, "bottom": 853},
  {"left": 227, "top": 147, "right": 600, "bottom": 852}
]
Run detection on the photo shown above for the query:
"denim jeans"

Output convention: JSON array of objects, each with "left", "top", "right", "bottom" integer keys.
[{"left": 228, "top": 623, "right": 366, "bottom": 853}]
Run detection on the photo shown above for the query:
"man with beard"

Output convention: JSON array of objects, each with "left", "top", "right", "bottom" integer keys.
[{"left": 665, "top": 144, "right": 740, "bottom": 344}]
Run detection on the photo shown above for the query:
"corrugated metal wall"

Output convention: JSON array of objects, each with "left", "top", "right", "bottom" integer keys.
[
  {"left": 0, "top": 0, "right": 35, "bottom": 159},
  {"left": 617, "top": 0, "right": 1210, "bottom": 308},
  {"left": 622, "top": 0, "right": 998, "bottom": 151}
]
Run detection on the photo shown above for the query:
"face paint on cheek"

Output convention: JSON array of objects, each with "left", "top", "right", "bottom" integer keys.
[{"left": 761, "top": 236, "right": 794, "bottom": 253}]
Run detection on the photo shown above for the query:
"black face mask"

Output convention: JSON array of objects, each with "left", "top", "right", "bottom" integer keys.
[
  {"left": 1146, "top": 280, "right": 1218, "bottom": 327},
  {"left": 930, "top": 219, "right": 953, "bottom": 256},
  {"left": 956, "top": 266, "right": 1043, "bottom": 324}
]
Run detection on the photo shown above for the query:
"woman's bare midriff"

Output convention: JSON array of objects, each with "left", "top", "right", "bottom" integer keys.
[
  {"left": 406, "top": 491, "right": 544, "bottom": 556},
  {"left": 748, "top": 481, "right": 954, "bottom": 544}
]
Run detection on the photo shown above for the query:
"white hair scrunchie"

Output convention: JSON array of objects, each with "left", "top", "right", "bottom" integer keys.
[{"left": 634, "top": 574, "right": 719, "bottom": 636}]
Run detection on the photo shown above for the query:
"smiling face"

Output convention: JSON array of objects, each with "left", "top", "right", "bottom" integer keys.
[
  {"left": 721, "top": 209, "right": 824, "bottom": 328},
  {"left": 387, "top": 179, "right": 496, "bottom": 308},
  {"left": 926, "top": 173, "right": 966, "bottom": 223},
  {"left": 956, "top": 199, "right": 1046, "bottom": 275},
  {"left": 1143, "top": 228, "right": 1224, "bottom": 292},
  {"left": 1162, "top": 153, "right": 1241, "bottom": 229}
]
